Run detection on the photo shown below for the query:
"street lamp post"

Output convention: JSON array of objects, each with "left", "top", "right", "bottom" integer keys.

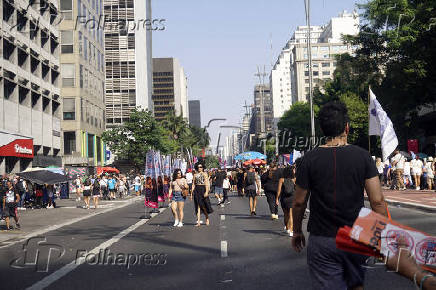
[{"left": 305, "top": 0, "right": 315, "bottom": 147}]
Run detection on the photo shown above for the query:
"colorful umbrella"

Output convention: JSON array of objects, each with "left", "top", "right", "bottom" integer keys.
[{"left": 234, "top": 151, "right": 267, "bottom": 161}]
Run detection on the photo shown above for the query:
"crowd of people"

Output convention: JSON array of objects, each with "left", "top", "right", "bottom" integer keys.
[
  {"left": 72, "top": 174, "right": 131, "bottom": 210},
  {"left": 377, "top": 151, "right": 435, "bottom": 191}
]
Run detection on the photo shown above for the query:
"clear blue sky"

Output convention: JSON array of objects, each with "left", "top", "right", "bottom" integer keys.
[{"left": 152, "top": 0, "right": 363, "bottom": 145}]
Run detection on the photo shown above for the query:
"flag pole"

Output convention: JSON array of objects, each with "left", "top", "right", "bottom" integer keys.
[{"left": 368, "top": 86, "right": 371, "bottom": 154}]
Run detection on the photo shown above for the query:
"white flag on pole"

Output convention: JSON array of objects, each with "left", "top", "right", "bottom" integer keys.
[{"left": 368, "top": 88, "right": 398, "bottom": 161}]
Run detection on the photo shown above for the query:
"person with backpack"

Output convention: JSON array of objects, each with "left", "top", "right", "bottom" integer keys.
[
  {"left": 276, "top": 166, "right": 295, "bottom": 237},
  {"left": 261, "top": 162, "right": 282, "bottom": 220},
  {"left": 244, "top": 166, "right": 261, "bottom": 215}
]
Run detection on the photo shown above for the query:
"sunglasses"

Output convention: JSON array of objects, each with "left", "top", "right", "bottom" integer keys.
[{"left": 198, "top": 166, "right": 203, "bottom": 168}]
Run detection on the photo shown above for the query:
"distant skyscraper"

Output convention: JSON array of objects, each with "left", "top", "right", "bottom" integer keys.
[
  {"left": 188, "top": 100, "right": 201, "bottom": 128},
  {"left": 60, "top": 0, "right": 106, "bottom": 167},
  {"left": 254, "top": 84, "right": 274, "bottom": 135},
  {"left": 104, "top": 0, "right": 153, "bottom": 128},
  {"left": 152, "top": 58, "right": 189, "bottom": 121}
]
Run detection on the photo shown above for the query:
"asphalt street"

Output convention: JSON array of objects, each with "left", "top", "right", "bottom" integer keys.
[{"left": 0, "top": 192, "right": 434, "bottom": 290}]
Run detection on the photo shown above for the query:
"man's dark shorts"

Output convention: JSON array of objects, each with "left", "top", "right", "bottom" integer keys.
[
  {"left": 3, "top": 203, "right": 17, "bottom": 218},
  {"left": 307, "top": 235, "right": 367, "bottom": 289}
]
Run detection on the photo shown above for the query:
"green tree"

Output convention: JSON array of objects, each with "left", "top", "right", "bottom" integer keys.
[
  {"left": 204, "top": 155, "right": 220, "bottom": 169},
  {"left": 102, "top": 109, "right": 177, "bottom": 169},
  {"left": 338, "top": 0, "right": 436, "bottom": 148}
]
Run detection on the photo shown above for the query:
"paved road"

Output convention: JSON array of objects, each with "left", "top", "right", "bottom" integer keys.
[{"left": 0, "top": 192, "right": 434, "bottom": 290}]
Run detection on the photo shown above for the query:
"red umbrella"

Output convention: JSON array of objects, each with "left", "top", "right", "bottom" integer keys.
[
  {"left": 243, "top": 160, "right": 252, "bottom": 167},
  {"left": 97, "top": 167, "right": 120, "bottom": 175},
  {"left": 252, "top": 159, "right": 266, "bottom": 166}
]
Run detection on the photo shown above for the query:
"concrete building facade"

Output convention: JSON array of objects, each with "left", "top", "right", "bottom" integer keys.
[
  {"left": 60, "top": 0, "right": 106, "bottom": 167},
  {"left": 104, "top": 0, "right": 152, "bottom": 128},
  {"left": 152, "top": 57, "right": 188, "bottom": 121},
  {"left": 254, "top": 84, "right": 273, "bottom": 135},
  {"left": 188, "top": 100, "right": 201, "bottom": 128},
  {"left": 0, "top": 0, "right": 62, "bottom": 173}
]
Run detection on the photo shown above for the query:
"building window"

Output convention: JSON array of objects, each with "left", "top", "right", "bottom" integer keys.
[
  {"left": 79, "top": 65, "right": 83, "bottom": 88},
  {"left": 61, "top": 64, "right": 75, "bottom": 87},
  {"left": 64, "top": 131, "right": 76, "bottom": 155},
  {"left": 313, "top": 71, "right": 319, "bottom": 76},
  {"left": 304, "top": 71, "right": 309, "bottom": 77},
  {"left": 78, "top": 32, "right": 82, "bottom": 55},
  {"left": 63, "top": 98, "right": 75, "bottom": 120},
  {"left": 322, "top": 71, "right": 330, "bottom": 76},
  {"left": 60, "top": 0, "right": 73, "bottom": 20},
  {"left": 322, "top": 62, "right": 330, "bottom": 67},
  {"left": 61, "top": 31, "right": 73, "bottom": 53}
]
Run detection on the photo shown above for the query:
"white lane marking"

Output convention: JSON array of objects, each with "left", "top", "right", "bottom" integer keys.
[
  {"left": 388, "top": 196, "right": 421, "bottom": 203},
  {"left": 0, "top": 197, "right": 142, "bottom": 250},
  {"left": 221, "top": 241, "right": 228, "bottom": 258},
  {"left": 220, "top": 215, "right": 225, "bottom": 221},
  {"left": 27, "top": 208, "right": 165, "bottom": 290}
]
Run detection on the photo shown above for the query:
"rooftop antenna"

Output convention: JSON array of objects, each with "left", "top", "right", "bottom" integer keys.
[{"left": 270, "top": 32, "right": 274, "bottom": 69}]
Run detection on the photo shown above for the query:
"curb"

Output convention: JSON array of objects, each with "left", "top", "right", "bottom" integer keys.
[{"left": 365, "top": 196, "right": 436, "bottom": 213}]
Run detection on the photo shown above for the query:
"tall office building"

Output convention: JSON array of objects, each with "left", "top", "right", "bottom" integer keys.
[
  {"left": 254, "top": 84, "right": 273, "bottom": 135},
  {"left": 188, "top": 100, "right": 201, "bottom": 128},
  {"left": 291, "top": 11, "right": 359, "bottom": 102},
  {"left": 60, "top": 0, "right": 106, "bottom": 167},
  {"left": 270, "top": 25, "right": 323, "bottom": 124},
  {"left": 0, "top": 0, "right": 62, "bottom": 173},
  {"left": 152, "top": 58, "right": 189, "bottom": 121},
  {"left": 104, "top": 0, "right": 153, "bottom": 128}
]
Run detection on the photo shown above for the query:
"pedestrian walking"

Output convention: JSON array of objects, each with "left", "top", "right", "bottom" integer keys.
[
  {"left": 83, "top": 178, "right": 91, "bottom": 209},
  {"left": 391, "top": 149, "right": 406, "bottom": 190},
  {"left": 276, "top": 166, "right": 295, "bottom": 236},
  {"left": 157, "top": 176, "right": 165, "bottom": 207},
  {"left": 244, "top": 165, "right": 260, "bottom": 215},
  {"left": 2, "top": 180, "right": 21, "bottom": 230},
  {"left": 237, "top": 168, "right": 245, "bottom": 196},
  {"left": 192, "top": 163, "right": 213, "bottom": 226},
  {"left": 92, "top": 177, "right": 101, "bottom": 209},
  {"left": 261, "top": 162, "right": 281, "bottom": 220},
  {"left": 219, "top": 175, "right": 231, "bottom": 207},
  {"left": 186, "top": 169, "right": 193, "bottom": 194},
  {"left": 292, "top": 101, "right": 389, "bottom": 289},
  {"left": 214, "top": 169, "right": 226, "bottom": 204},
  {"left": 74, "top": 176, "right": 82, "bottom": 202},
  {"left": 169, "top": 169, "right": 188, "bottom": 227},
  {"left": 107, "top": 176, "right": 116, "bottom": 200},
  {"left": 403, "top": 159, "right": 413, "bottom": 188},
  {"left": 411, "top": 155, "right": 423, "bottom": 190},
  {"left": 134, "top": 174, "right": 141, "bottom": 196}
]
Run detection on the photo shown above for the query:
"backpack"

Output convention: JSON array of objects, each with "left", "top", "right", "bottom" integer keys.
[{"left": 281, "top": 178, "right": 294, "bottom": 198}]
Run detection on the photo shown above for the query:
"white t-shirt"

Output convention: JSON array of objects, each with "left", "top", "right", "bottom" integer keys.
[
  {"left": 403, "top": 162, "right": 411, "bottom": 176},
  {"left": 392, "top": 153, "right": 405, "bottom": 170},
  {"left": 425, "top": 163, "right": 434, "bottom": 178},
  {"left": 134, "top": 176, "right": 141, "bottom": 186},
  {"left": 185, "top": 172, "right": 193, "bottom": 184},
  {"left": 223, "top": 178, "right": 230, "bottom": 189},
  {"left": 99, "top": 179, "right": 107, "bottom": 187},
  {"left": 376, "top": 163, "right": 384, "bottom": 174}
]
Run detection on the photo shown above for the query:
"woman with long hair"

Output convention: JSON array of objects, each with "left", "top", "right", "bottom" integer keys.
[
  {"left": 169, "top": 169, "right": 188, "bottom": 227},
  {"left": 83, "top": 178, "right": 91, "bottom": 209},
  {"left": 91, "top": 177, "right": 101, "bottom": 209},
  {"left": 157, "top": 176, "right": 164, "bottom": 207},
  {"left": 163, "top": 176, "right": 170, "bottom": 200},
  {"left": 191, "top": 163, "right": 213, "bottom": 226},
  {"left": 261, "top": 162, "right": 281, "bottom": 220},
  {"left": 276, "top": 166, "right": 296, "bottom": 236}
]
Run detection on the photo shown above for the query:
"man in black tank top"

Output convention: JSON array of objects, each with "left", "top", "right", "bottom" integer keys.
[{"left": 292, "top": 101, "right": 389, "bottom": 289}]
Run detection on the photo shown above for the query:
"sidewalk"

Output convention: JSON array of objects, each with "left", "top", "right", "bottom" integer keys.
[
  {"left": 0, "top": 194, "right": 143, "bottom": 247},
  {"left": 380, "top": 188, "right": 436, "bottom": 213}
]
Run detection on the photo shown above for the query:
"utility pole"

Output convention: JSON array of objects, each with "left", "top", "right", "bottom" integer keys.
[{"left": 305, "top": 0, "right": 316, "bottom": 147}]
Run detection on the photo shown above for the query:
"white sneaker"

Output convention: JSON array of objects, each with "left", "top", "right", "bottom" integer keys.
[
  {"left": 177, "top": 222, "right": 183, "bottom": 227},
  {"left": 220, "top": 204, "right": 225, "bottom": 208},
  {"left": 173, "top": 220, "right": 179, "bottom": 227},
  {"left": 289, "top": 231, "right": 294, "bottom": 237},
  {"left": 416, "top": 186, "right": 420, "bottom": 190},
  {"left": 283, "top": 227, "right": 288, "bottom": 233}
]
